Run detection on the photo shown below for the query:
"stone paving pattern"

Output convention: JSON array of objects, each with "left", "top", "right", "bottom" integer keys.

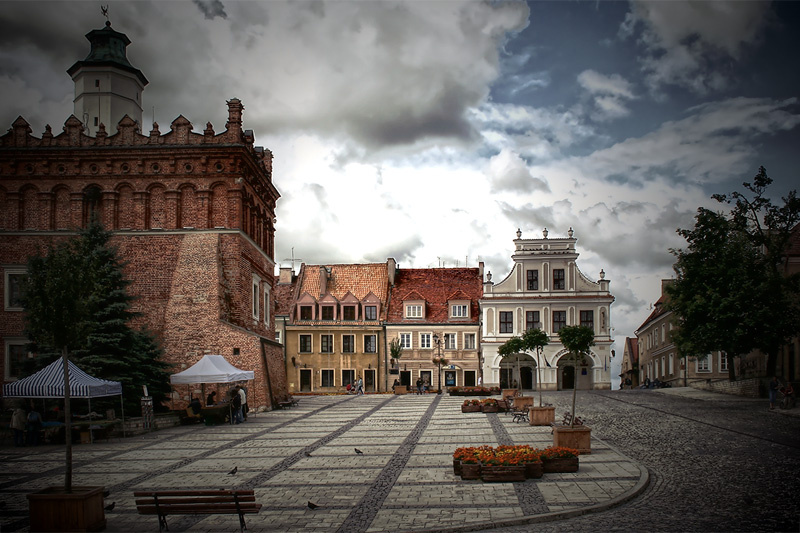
[{"left": 0, "top": 393, "right": 644, "bottom": 532}]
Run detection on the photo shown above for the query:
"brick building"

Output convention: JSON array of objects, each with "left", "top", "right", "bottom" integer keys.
[
  {"left": 384, "top": 266, "right": 483, "bottom": 392},
  {"left": 0, "top": 21, "right": 286, "bottom": 410},
  {"left": 480, "top": 228, "right": 614, "bottom": 390},
  {"left": 280, "top": 261, "right": 394, "bottom": 393},
  {"left": 619, "top": 337, "right": 639, "bottom": 389}
]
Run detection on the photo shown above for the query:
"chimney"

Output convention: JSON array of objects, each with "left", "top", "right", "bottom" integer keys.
[
  {"left": 319, "top": 266, "right": 328, "bottom": 297},
  {"left": 387, "top": 258, "right": 397, "bottom": 286},
  {"left": 279, "top": 267, "right": 293, "bottom": 284}
]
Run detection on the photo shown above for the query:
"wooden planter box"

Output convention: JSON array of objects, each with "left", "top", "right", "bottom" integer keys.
[
  {"left": 460, "top": 463, "right": 481, "bottom": 480},
  {"left": 461, "top": 405, "right": 481, "bottom": 413},
  {"left": 481, "top": 465, "right": 526, "bottom": 482},
  {"left": 525, "top": 461, "right": 544, "bottom": 479},
  {"left": 28, "top": 486, "right": 106, "bottom": 532},
  {"left": 542, "top": 456, "right": 579, "bottom": 473},
  {"left": 529, "top": 406, "right": 556, "bottom": 426},
  {"left": 481, "top": 404, "right": 499, "bottom": 413},
  {"left": 501, "top": 388, "right": 518, "bottom": 398},
  {"left": 394, "top": 386, "right": 408, "bottom": 395},
  {"left": 512, "top": 396, "right": 534, "bottom": 410},
  {"left": 552, "top": 425, "right": 592, "bottom": 454}
]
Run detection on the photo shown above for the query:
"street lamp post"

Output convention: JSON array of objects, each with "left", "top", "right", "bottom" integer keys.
[{"left": 432, "top": 334, "right": 448, "bottom": 395}]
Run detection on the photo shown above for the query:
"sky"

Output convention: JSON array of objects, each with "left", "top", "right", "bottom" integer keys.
[{"left": 2, "top": 1, "right": 799, "bottom": 385}]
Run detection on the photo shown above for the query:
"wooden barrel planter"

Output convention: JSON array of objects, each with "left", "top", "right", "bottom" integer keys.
[{"left": 481, "top": 465, "right": 526, "bottom": 482}]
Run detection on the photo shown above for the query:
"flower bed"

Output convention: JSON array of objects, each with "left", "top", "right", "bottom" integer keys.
[
  {"left": 540, "top": 446, "right": 580, "bottom": 473},
  {"left": 461, "top": 399, "right": 482, "bottom": 413},
  {"left": 448, "top": 386, "right": 501, "bottom": 396},
  {"left": 452, "top": 445, "right": 551, "bottom": 481},
  {"left": 481, "top": 397, "right": 499, "bottom": 413}
]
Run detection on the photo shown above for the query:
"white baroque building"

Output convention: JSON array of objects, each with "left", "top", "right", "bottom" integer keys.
[{"left": 480, "top": 228, "right": 614, "bottom": 390}]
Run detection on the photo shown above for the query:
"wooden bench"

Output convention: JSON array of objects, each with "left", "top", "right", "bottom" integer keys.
[
  {"left": 278, "top": 395, "right": 299, "bottom": 409},
  {"left": 134, "top": 489, "right": 261, "bottom": 532}
]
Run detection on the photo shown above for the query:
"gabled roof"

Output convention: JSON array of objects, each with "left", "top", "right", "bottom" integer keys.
[
  {"left": 297, "top": 263, "right": 390, "bottom": 303},
  {"left": 624, "top": 337, "right": 639, "bottom": 364},
  {"left": 386, "top": 267, "right": 482, "bottom": 323}
]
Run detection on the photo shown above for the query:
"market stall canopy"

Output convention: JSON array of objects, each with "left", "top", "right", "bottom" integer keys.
[
  {"left": 3, "top": 358, "right": 122, "bottom": 399},
  {"left": 170, "top": 354, "right": 254, "bottom": 384}
]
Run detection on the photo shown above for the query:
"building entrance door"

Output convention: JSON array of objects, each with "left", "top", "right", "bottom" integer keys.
[
  {"left": 400, "top": 371, "right": 411, "bottom": 388},
  {"left": 561, "top": 366, "right": 575, "bottom": 390},
  {"left": 464, "top": 370, "right": 476, "bottom": 387},
  {"left": 520, "top": 367, "right": 533, "bottom": 390},
  {"left": 300, "top": 369, "right": 312, "bottom": 392},
  {"left": 364, "top": 369, "right": 376, "bottom": 392}
]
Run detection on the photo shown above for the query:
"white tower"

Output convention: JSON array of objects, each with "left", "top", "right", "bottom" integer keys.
[{"left": 67, "top": 20, "right": 148, "bottom": 136}]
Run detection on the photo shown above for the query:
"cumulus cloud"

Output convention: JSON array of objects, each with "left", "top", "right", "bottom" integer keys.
[
  {"left": 487, "top": 148, "right": 550, "bottom": 193},
  {"left": 621, "top": 0, "right": 773, "bottom": 95},
  {"left": 577, "top": 69, "right": 637, "bottom": 121}
]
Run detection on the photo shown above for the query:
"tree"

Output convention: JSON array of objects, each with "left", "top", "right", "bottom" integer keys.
[
  {"left": 667, "top": 167, "right": 800, "bottom": 379},
  {"left": 22, "top": 220, "right": 172, "bottom": 490},
  {"left": 498, "top": 328, "right": 549, "bottom": 406},
  {"left": 558, "top": 325, "right": 595, "bottom": 428}
]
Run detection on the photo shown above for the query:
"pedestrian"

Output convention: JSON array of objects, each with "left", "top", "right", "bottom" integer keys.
[
  {"left": 26, "top": 404, "right": 43, "bottom": 446},
  {"left": 231, "top": 387, "right": 243, "bottom": 423},
  {"left": 477, "top": 375, "right": 482, "bottom": 386},
  {"left": 357, "top": 377, "right": 364, "bottom": 395},
  {"left": 238, "top": 386, "right": 248, "bottom": 420},
  {"left": 768, "top": 376, "right": 780, "bottom": 410},
  {"left": 206, "top": 391, "right": 216, "bottom": 406},
  {"left": 11, "top": 406, "right": 26, "bottom": 447},
  {"left": 416, "top": 377, "right": 423, "bottom": 395}
]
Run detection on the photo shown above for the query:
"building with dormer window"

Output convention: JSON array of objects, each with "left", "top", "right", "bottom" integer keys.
[
  {"left": 385, "top": 265, "right": 484, "bottom": 391},
  {"left": 480, "top": 228, "right": 614, "bottom": 390},
  {"left": 281, "top": 260, "right": 395, "bottom": 393}
]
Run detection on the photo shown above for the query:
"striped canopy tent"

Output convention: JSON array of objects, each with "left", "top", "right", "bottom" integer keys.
[
  {"left": 3, "top": 358, "right": 122, "bottom": 398},
  {"left": 3, "top": 358, "right": 125, "bottom": 439}
]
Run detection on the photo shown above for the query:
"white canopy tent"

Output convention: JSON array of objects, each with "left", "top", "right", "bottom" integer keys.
[{"left": 170, "top": 354, "right": 254, "bottom": 384}]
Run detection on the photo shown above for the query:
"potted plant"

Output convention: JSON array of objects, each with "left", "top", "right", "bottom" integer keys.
[
  {"left": 540, "top": 446, "right": 580, "bottom": 473},
  {"left": 461, "top": 399, "right": 482, "bottom": 413},
  {"left": 477, "top": 446, "right": 526, "bottom": 482},
  {"left": 22, "top": 226, "right": 108, "bottom": 532},
  {"left": 456, "top": 447, "right": 482, "bottom": 480},
  {"left": 553, "top": 325, "right": 595, "bottom": 453},
  {"left": 498, "top": 328, "right": 555, "bottom": 424},
  {"left": 480, "top": 397, "right": 499, "bottom": 413}
]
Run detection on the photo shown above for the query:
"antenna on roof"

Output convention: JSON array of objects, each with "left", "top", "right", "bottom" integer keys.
[{"left": 283, "top": 247, "right": 304, "bottom": 272}]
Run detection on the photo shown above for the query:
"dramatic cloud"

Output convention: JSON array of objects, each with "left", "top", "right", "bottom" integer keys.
[{"left": 577, "top": 70, "right": 637, "bottom": 121}]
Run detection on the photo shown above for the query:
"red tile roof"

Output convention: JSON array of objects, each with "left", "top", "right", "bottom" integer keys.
[
  {"left": 297, "top": 263, "right": 390, "bottom": 303},
  {"left": 386, "top": 268, "right": 482, "bottom": 324}
]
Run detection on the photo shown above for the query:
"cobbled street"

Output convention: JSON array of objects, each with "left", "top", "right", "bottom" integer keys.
[
  {"left": 492, "top": 388, "right": 800, "bottom": 533},
  {"left": 1, "top": 389, "right": 798, "bottom": 532}
]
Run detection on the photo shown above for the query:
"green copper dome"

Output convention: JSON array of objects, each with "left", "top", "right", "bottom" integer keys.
[{"left": 67, "top": 21, "right": 148, "bottom": 86}]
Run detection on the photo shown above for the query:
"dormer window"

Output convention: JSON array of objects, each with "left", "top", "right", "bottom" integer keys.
[
  {"left": 405, "top": 301, "right": 424, "bottom": 319},
  {"left": 364, "top": 305, "right": 377, "bottom": 320},
  {"left": 449, "top": 300, "right": 470, "bottom": 319},
  {"left": 300, "top": 305, "right": 313, "bottom": 320},
  {"left": 321, "top": 305, "right": 334, "bottom": 320},
  {"left": 342, "top": 305, "right": 357, "bottom": 321}
]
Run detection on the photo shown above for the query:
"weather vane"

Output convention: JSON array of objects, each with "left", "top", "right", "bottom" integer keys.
[{"left": 101, "top": 5, "right": 109, "bottom": 22}]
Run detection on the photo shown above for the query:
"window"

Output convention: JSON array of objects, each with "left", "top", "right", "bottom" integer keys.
[
  {"left": 342, "top": 335, "right": 355, "bottom": 353},
  {"left": 264, "top": 286, "right": 270, "bottom": 325},
  {"left": 4, "top": 269, "right": 26, "bottom": 310},
  {"left": 552, "top": 311, "right": 566, "bottom": 333},
  {"left": 553, "top": 269, "right": 565, "bottom": 290},
  {"left": 451, "top": 304, "right": 468, "bottom": 318},
  {"left": 364, "top": 335, "right": 377, "bottom": 353},
  {"left": 251, "top": 275, "right": 260, "bottom": 319},
  {"left": 669, "top": 353, "right": 674, "bottom": 374},
  {"left": 300, "top": 305, "right": 313, "bottom": 320},
  {"left": 419, "top": 333, "right": 431, "bottom": 349},
  {"left": 499, "top": 311, "right": 513, "bottom": 333},
  {"left": 364, "top": 305, "right": 377, "bottom": 320},
  {"left": 341, "top": 369, "right": 355, "bottom": 387},
  {"left": 321, "top": 306, "right": 334, "bottom": 320},
  {"left": 320, "top": 334, "right": 333, "bottom": 353},
  {"left": 299, "top": 334, "right": 312, "bottom": 353},
  {"left": 444, "top": 333, "right": 457, "bottom": 350},
  {"left": 697, "top": 354, "right": 711, "bottom": 372},
  {"left": 527, "top": 270, "right": 538, "bottom": 290},
  {"left": 406, "top": 304, "right": 423, "bottom": 318},
  {"left": 5, "top": 341, "right": 28, "bottom": 380},
  {"left": 400, "top": 333, "right": 412, "bottom": 349},
  {"left": 321, "top": 369, "right": 334, "bottom": 387},
  {"left": 580, "top": 310, "right": 594, "bottom": 329},
  {"left": 342, "top": 306, "right": 356, "bottom": 321},
  {"left": 720, "top": 353, "right": 728, "bottom": 372},
  {"left": 463, "top": 333, "right": 475, "bottom": 350},
  {"left": 526, "top": 311, "right": 540, "bottom": 331}
]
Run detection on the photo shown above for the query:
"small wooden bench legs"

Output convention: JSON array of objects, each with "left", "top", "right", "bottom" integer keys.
[{"left": 135, "top": 490, "right": 261, "bottom": 532}]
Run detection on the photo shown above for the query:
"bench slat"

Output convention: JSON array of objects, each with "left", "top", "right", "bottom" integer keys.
[
  {"left": 135, "top": 496, "right": 256, "bottom": 505},
  {"left": 134, "top": 490, "right": 254, "bottom": 497},
  {"left": 137, "top": 504, "right": 261, "bottom": 515}
]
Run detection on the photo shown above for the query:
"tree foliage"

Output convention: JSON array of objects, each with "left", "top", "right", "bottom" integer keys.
[
  {"left": 558, "top": 325, "right": 595, "bottom": 427},
  {"left": 667, "top": 167, "right": 800, "bottom": 379},
  {"left": 22, "top": 220, "right": 171, "bottom": 414},
  {"left": 498, "top": 328, "right": 549, "bottom": 406}
]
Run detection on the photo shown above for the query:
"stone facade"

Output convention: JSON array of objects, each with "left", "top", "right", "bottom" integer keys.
[
  {"left": 0, "top": 21, "right": 286, "bottom": 411},
  {"left": 384, "top": 266, "right": 484, "bottom": 392},
  {"left": 280, "top": 261, "right": 394, "bottom": 393},
  {"left": 480, "top": 228, "right": 614, "bottom": 391}
]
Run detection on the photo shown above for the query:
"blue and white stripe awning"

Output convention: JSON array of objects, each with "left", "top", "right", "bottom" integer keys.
[{"left": 3, "top": 358, "right": 122, "bottom": 399}]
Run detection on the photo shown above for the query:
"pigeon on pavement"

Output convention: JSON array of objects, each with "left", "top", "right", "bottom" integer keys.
[
  {"left": 104, "top": 502, "right": 115, "bottom": 512},
  {"left": 354, "top": 448, "right": 363, "bottom": 455},
  {"left": 307, "top": 501, "right": 319, "bottom": 510},
  {"left": 228, "top": 466, "right": 238, "bottom": 475}
]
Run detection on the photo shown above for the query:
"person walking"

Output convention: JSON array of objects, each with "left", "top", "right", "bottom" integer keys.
[
  {"left": 356, "top": 377, "right": 364, "bottom": 395},
  {"left": 769, "top": 376, "right": 780, "bottom": 410},
  {"left": 11, "top": 406, "right": 26, "bottom": 447},
  {"left": 238, "top": 386, "right": 248, "bottom": 420},
  {"left": 231, "top": 387, "right": 243, "bottom": 424},
  {"left": 416, "top": 377, "right": 423, "bottom": 395}
]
